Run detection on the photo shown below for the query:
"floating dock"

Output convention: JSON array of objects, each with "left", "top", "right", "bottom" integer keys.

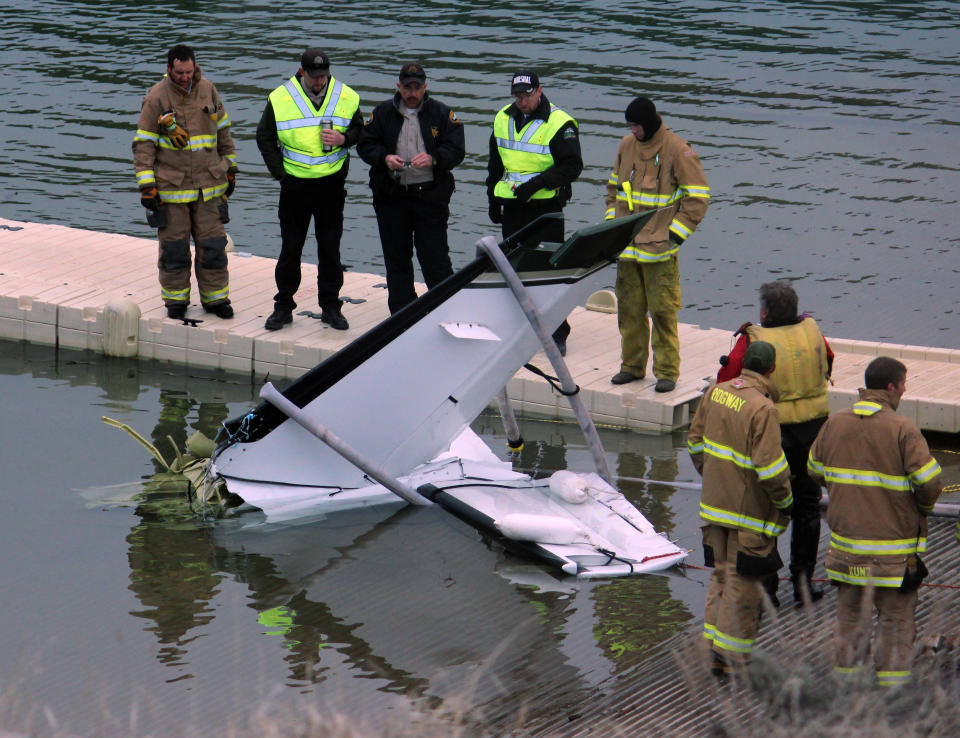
[{"left": 2, "top": 217, "right": 959, "bottom": 434}]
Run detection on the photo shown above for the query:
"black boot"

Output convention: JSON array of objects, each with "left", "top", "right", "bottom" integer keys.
[
  {"left": 791, "top": 571, "right": 824, "bottom": 606},
  {"left": 762, "top": 572, "right": 781, "bottom": 608}
]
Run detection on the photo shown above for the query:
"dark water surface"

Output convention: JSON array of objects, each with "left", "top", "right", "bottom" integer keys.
[
  {"left": 1, "top": 0, "right": 958, "bottom": 346},
  {"left": 2, "top": 2, "right": 960, "bottom": 733},
  {"left": 0, "top": 340, "right": 709, "bottom": 734}
]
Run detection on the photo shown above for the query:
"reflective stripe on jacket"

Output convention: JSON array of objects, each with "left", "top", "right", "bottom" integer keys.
[
  {"left": 747, "top": 319, "right": 830, "bottom": 424},
  {"left": 493, "top": 105, "right": 575, "bottom": 200},
  {"left": 688, "top": 370, "right": 793, "bottom": 537},
  {"left": 808, "top": 388, "right": 942, "bottom": 587},
  {"left": 268, "top": 76, "right": 360, "bottom": 178},
  {"left": 605, "top": 125, "right": 709, "bottom": 262},
  {"left": 132, "top": 68, "right": 237, "bottom": 203}
]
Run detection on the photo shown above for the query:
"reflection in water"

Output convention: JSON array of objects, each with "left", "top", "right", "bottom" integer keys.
[
  {"left": 106, "top": 371, "right": 695, "bottom": 715},
  {"left": 126, "top": 392, "right": 229, "bottom": 670},
  {"left": 0, "top": 339, "right": 709, "bottom": 732}
]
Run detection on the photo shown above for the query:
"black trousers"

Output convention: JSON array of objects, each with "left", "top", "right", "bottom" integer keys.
[
  {"left": 500, "top": 198, "right": 570, "bottom": 343},
  {"left": 373, "top": 191, "right": 453, "bottom": 314},
  {"left": 782, "top": 417, "right": 827, "bottom": 580},
  {"left": 274, "top": 174, "right": 346, "bottom": 311}
]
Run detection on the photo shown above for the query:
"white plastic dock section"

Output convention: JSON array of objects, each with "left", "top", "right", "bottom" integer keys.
[{"left": 2, "top": 218, "right": 959, "bottom": 434}]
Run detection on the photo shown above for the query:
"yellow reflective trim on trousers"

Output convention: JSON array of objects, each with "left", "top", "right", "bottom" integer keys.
[
  {"left": 200, "top": 286, "right": 229, "bottom": 302},
  {"left": 876, "top": 670, "right": 911, "bottom": 687},
  {"left": 830, "top": 531, "right": 925, "bottom": 556},
  {"left": 911, "top": 457, "right": 941, "bottom": 484},
  {"left": 826, "top": 567, "right": 903, "bottom": 587},
  {"left": 711, "top": 628, "right": 755, "bottom": 654},
  {"left": 700, "top": 502, "right": 786, "bottom": 536},
  {"left": 834, "top": 665, "right": 863, "bottom": 675},
  {"left": 162, "top": 287, "right": 190, "bottom": 302},
  {"left": 818, "top": 464, "right": 911, "bottom": 491}
]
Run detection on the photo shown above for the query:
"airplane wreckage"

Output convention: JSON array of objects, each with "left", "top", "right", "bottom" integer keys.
[{"left": 107, "top": 212, "right": 688, "bottom": 578}]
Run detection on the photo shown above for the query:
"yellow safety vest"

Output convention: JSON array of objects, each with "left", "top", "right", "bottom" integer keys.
[
  {"left": 747, "top": 319, "right": 830, "bottom": 424},
  {"left": 493, "top": 105, "right": 575, "bottom": 200},
  {"left": 269, "top": 76, "right": 359, "bottom": 178}
]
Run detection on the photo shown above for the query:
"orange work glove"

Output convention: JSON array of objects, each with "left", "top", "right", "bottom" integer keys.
[
  {"left": 158, "top": 111, "right": 188, "bottom": 148},
  {"left": 225, "top": 171, "right": 236, "bottom": 198}
]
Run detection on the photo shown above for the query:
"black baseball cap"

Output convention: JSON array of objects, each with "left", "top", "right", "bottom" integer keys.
[
  {"left": 301, "top": 48, "right": 330, "bottom": 73},
  {"left": 399, "top": 62, "right": 426, "bottom": 84},
  {"left": 511, "top": 69, "right": 539, "bottom": 94}
]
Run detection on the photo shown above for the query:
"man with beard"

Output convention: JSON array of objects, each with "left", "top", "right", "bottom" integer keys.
[{"left": 358, "top": 62, "right": 465, "bottom": 314}]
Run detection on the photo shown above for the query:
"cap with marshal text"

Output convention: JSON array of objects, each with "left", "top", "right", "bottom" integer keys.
[{"left": 510, "top": 69, "right": 539, "bottom": 94}]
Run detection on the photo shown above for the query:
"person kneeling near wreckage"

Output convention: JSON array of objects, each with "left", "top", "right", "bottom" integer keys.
[{"left": 688, "top": 341, "right": 793, "bottom": 677}]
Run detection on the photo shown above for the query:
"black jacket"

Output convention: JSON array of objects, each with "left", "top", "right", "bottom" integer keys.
[
  {"left": 485, "top": 94, "right": 582, "bottom": 205},
  {"left": 357, "top": 92, "right": 465, "bottom": 202}
]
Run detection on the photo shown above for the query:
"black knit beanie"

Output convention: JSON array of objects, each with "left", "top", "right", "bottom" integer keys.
[{"left": 625, "top": 96, "right": 661, "bottom": 141}]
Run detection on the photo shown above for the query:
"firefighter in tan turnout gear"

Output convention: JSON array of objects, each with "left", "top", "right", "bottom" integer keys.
[
  {"left": 687, "top": 341, "right": 793, "bottom": 676},
  {"left": 607, "top": 96, "right": 710, "bottom": 393},
  {"left": 808, "top": 356, "right": 942, "bottom": 687},
  {"left": 133, "top": 44, "right": 238, "bottom": 320}
]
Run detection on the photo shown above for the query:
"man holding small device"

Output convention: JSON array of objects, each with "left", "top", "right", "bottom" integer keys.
[{"left": 358, "top": 62, "right": 465, "bottom": 314}]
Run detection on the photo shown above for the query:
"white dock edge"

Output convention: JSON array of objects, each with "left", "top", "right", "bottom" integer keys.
[{"left": 2, "top": 217, "right": 960, "bottom": 434}]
